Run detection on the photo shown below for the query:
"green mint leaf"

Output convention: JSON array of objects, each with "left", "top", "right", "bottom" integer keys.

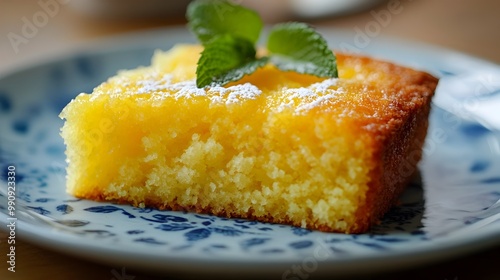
[
  {"left": 187, "top": 0, "right": 263, "bottom": 45},
  {"left": 196, "top": 34, "right": 267, "bottom": 88},
  {"left": 267, "top": 22, "right": 338, "bottom": 78}
]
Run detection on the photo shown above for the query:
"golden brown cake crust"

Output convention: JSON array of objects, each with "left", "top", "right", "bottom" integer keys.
[
  {"left": 68, "top": 52, "right": 438, "bottom": 234},
  {"left": 337, "top": 53, "right": 437, "bottom": 233}
]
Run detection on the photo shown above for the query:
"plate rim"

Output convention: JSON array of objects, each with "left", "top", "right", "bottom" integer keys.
[{"left": 10, "top": 217, "right": 500, "bottom": 276}]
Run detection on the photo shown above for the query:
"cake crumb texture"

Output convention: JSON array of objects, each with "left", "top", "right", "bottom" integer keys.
[{"left": 60, "top": 44, "right": 437, "bottom": 233}]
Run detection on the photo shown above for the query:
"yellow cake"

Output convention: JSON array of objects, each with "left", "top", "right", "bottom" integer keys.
[{"left": 59, "top": 44, "right": 437, "bottom": 233}]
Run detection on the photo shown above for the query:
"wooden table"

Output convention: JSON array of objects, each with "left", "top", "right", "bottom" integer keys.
[{"left": 1, "top": 0, "right": 499, "bottom": 279}]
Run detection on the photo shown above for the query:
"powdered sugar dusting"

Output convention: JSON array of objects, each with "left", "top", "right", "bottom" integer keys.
[
  {"left": 102, "top": 71, "right": 262, "bottom": 105},
  {"left": 208, "top": 84, "right": 262, "bottom": 104},
  {"left": 278, "top": 78, "right": 343, "bottom": 113},
  {"left": 97, "top": 70, "right": 341, "bottom": 113},
  {"left": 296, "top": 93, "right": 341, "bottom": 111}
]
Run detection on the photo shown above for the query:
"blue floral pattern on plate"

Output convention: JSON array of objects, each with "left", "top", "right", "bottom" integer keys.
[{"left": 0, "top": 28, "right": 499, "bottom": 274}]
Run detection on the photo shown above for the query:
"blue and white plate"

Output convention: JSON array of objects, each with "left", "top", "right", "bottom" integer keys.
[{"left": 1, "top": 27, "right": 499, "bottom": 277}]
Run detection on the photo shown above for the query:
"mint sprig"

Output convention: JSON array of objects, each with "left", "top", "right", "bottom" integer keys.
[
  {"left": 196, "top": 35, "right": 268, "bottom": 88},
  {"left": 187, "top": 0, "right": 338, "bottom": 88},
  {"left": 187, "top": 0, "right": 263, "bottom": 45},
  {"left": 267, "top": 22, "right": 338, "bottom": 78}
]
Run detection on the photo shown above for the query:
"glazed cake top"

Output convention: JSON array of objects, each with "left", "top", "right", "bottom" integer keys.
[{"left": 84, "top": 44, "right": 436, "bottom": 128}]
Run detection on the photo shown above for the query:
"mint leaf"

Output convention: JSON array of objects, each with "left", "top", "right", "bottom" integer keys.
[
  {"left": 267, "top": 22, "right": 338, "bottom": 78},
  {"left": 187, "top": 2, "right": 338, "bottom": 87},
  {"left": 196, "top": 34, "right": 267, "bottom": 88},
  {"left": 187, "top": 0, "right": 263, "bottom": 45}
]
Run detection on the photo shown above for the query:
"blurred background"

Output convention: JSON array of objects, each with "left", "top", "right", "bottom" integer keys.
[
  {"left": 0, "top": 0, "right": 499, "bottom": 279},
  {"left": 1, "top": 0, "right": 499, "bottom": 76}
]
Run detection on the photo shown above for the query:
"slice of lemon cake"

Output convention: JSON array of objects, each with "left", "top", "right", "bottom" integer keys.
[{"left": 60, "top": 44, "right": 437, "bottom": 233}]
